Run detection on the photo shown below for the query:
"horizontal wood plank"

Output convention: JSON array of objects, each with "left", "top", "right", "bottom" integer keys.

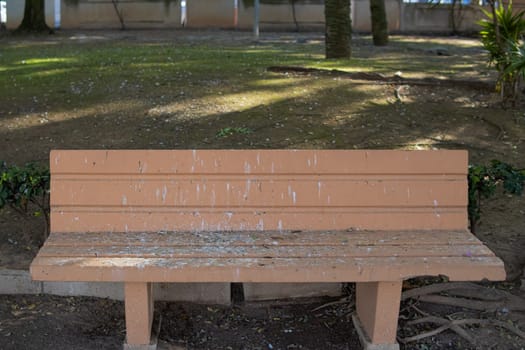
[
  {"left": 50, "top": 178, "right": 467, "bottom": 208},
  {"left": 30, "top": 255, "right": 505, "bottom": 283},
  {"left": 50, "top": 210, "right": 468, "bottom": 232},
  {"left": 36, "top": 244, "right": 495, "bottom": 259},
  {"left": 50, "top": 150, "right": 468, "bottom": 175},
  {"left": 31, "top": 230, "right": 504, "bottom": 282},
  {"left": 42, "top": 230, "right": 483, "bottom": 247}
]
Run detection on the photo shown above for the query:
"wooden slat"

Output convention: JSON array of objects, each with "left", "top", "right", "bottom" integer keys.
[
  {"left": 50, "top": 178, "right": 467, "bottom": 207},
  {"left": 50, "top": 210, "right": 468, "bottom": 232},
  {"left": 50, "top": 150, "right": 468, "bottom": 175},
  {"left": 30, "top": 255, "right": 506, "bottom": 283},
  {"left": 42, "top": 230, "right": 483, "bottom": 247},
  {"left": 36, "top": 244, "right": 496, "bottom": 259},
  {"left": 34, "top": 230, "right": 497, "bottom": 264}
]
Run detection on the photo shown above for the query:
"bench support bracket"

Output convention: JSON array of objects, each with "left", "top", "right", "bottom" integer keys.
[
  {"left": 354, "top": 281, "right": 402, "bottom": 350},
  {"left": 124, "top": 282, "right": 156, "bottom": 349}
]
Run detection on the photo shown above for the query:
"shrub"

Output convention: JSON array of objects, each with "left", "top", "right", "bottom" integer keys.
[
  {"left": 216, "top": 127, "right": 253, "bottom": 138},
  {"left": 478, "top": 1, "right": 525, "bottom": 106},
  {"left": 468, "top": 160, "right": 525, "bottom": 233},
  {"left": 0, "top": 161, "right": 50, "bottom": 241}
]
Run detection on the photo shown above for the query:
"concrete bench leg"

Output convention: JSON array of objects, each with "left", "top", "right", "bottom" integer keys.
[
  {"left": 124, "top": 282, "right": 156, "bottom": 350},
  {"left": 353, "top": 281, "right": 402, "bottom": 350}
]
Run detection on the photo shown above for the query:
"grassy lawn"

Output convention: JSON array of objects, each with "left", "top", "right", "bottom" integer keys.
[{"left": 2, "top": 31, "right": 521, "bottom": 167}]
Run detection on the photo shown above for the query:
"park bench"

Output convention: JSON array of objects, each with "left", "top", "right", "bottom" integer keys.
[{"left": 30, "top": 149, "right": 505, "bottom": 350}]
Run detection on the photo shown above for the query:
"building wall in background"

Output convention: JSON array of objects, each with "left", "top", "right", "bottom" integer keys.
[{"left": 5, "top": 0, "right": 507, "bottom": 34}]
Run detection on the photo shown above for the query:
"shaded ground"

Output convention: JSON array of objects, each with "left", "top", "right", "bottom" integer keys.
[
  {"left": 0, "top": 290, "right": 524, "bottom": 350},
  {"left": 0, "top": 29, "right": 524, "bottom": 349}
]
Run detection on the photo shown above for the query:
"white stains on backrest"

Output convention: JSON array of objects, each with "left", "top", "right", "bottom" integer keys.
[
  {"left": 211, "top": 190, "right": 216, "bottom": 207},
  {"left": 244, "top": 162, "right": 251, "bottom": 174},
  {"left": 138, "top": 161, "right": 146, "bottom": 174},
  {"left": 162, "top": 186, "right": 168, "bottom": 203},
  {"left": 244, "top": 179, "right": 251, "bottom": 200},
  {"left": 433, "top": 199, "right": 441, "bottom": 218},
  {"left": 49, "top": 150, "right": 467, "bottom": 233},
  {"left": 277, "top": 220, "right": 283, "bottom": 232},
  {"left": 256, "top": 219, "right": 264, "bottom": 231}
]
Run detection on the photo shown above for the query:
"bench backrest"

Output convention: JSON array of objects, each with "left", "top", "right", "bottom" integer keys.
[{"left": 50, "top": 150, "right": 468, "bottom": 233}]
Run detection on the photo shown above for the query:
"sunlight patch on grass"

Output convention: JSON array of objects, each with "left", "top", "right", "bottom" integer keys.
[
  {"left": 406, "top": 131, "right": 460, "bottom": 150},
  {"left": 29, "top": 68, "right": 73, "bottom": 78},
  {"left": 1, "top": 100, "right": 145, "bottom": 131},
  {"left": 214, "top": 90, "right": 287, "bottom": 111},
  {"left": 390, "top": 35, "right": 482, "bottom": 49},
  {"left": 17, "top": 57, "right": 78, "bottom": 66},
  {"left": 250, "top": 78, "right": 297, "bottom": 87}
]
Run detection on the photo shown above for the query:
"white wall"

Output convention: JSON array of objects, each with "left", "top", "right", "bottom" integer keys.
[{"left": 61, "top": 0, "right": 181, "bottom": 29}]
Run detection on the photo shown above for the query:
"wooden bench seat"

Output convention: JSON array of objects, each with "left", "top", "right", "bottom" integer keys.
[
  {"left": 32, "top": 230, "right": 503, "bottom": 283},
  {"left": 30, "top": 149, "right": 506, "bottom": 350}
]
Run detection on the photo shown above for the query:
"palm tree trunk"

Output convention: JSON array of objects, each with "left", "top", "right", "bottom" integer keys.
[
  {"left": 370, "top": 0, "right": 388, "bottom": 46},
  {"left": 325, "top": 0, "right": 352, "bottom": 58}
]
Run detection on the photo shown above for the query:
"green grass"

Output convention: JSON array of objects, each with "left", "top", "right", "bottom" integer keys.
[
  {"left": 1, "top": 34, "right": 514, "bottom": 167},
  {"left": 0, "top": 37, "right": 490, "bottom": 109}
]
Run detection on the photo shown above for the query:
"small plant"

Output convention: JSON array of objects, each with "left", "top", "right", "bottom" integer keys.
[
  {"left": 0, "top": 162, "right": 50, "bottom": 241},
  {"left": 216, "top": 127, "right": 253, "bottom": 138},
  {"left": 506, "top": 40, "right": 525, "bottom": 81},
  {"left": 468, "top": 160, "right": 525, "bottom": 233},
  {"left": 478, "top": 1, "right": 525, "bottom": 106}
]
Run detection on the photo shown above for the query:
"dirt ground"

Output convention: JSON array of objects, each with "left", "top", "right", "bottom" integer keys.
[
  {"left": 0, "top": 29, "right": 524, "bottom": 349},
  {"left": 0, "top": 290, "right": 524, "bottom": 350}
]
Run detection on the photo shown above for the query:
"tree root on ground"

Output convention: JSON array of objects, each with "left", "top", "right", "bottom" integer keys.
[
  {"left": 402, "top": 282, "right": 525, "bottom": 312},
  {"left": 311, "top": 296, "right": 353, "bottom": 312},
  {"left": 267, "top": 66, "right": 494, "bottom": 91},
  {"left": 400, "top": 281, "right": 525, "bottom": 345},
  {"left": 398, "top": 315, "right": 525, "bottom": 345}
]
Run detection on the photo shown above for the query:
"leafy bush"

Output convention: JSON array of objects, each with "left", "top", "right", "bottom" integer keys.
[
  {"left": 0, "top": 162, "right": 50, "bottom": 241},
  {"left": 468, "top": 160, "right": 525, "bottom": 233},
  {"left": 478, "top": 1, "right": 525, "bottom": 106},
  {"left": 506, "top": 41, "right": 525, "bottom": 80},
  {"left": 216, "top": 127, "right": 253, "bottom": 138}
]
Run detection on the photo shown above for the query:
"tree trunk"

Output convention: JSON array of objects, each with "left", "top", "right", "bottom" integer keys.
[
  {"left": 370, "top": 0, "right": 388, "bottom": 46},
  {"left": 290, "top": 0, "right": 299, "bottom": 32},
  {"left": 17, "top": 0, "right": 50, "bottom": 32},
  {"left": 325, "top": 0, "right": 352, "bottom": 58}
]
